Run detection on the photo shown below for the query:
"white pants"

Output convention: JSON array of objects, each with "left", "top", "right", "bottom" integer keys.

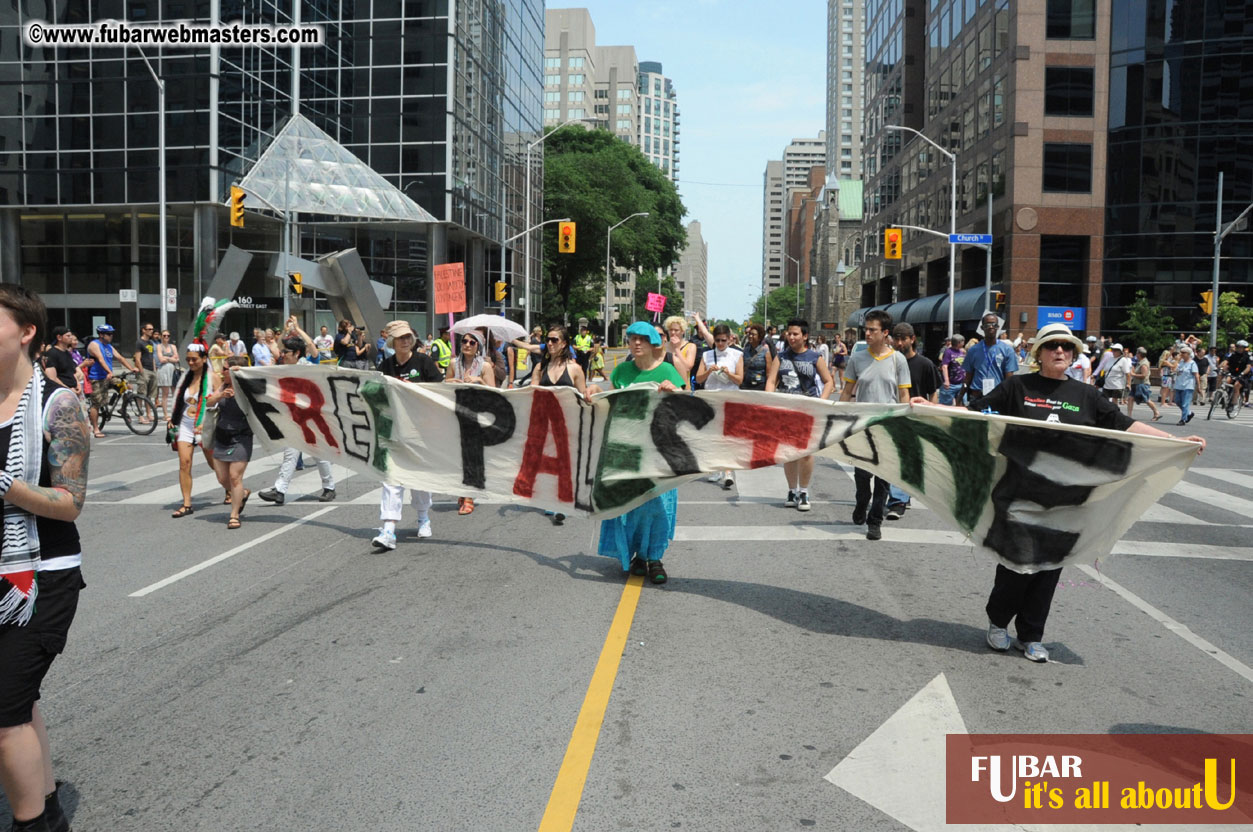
[
  {"left": 380, "top": 483, "right": 432, "bottom": 521},
  {"left": 274, "top": 448, "right": 334, "bottom": 494}
]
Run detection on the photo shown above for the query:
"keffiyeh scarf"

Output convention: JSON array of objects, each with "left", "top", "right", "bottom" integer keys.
[{"left": 0, "top": 369, "right": 45, "bottom": 625}]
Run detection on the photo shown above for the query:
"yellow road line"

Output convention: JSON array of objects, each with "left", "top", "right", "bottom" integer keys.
[{"left": 538, "top": 574, "right": 645, "bottom": 831}]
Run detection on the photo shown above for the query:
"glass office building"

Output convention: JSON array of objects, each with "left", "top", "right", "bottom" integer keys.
[
  {"left": 0, "top": 0, "right": 543, "bottom": 339},
  {"left": 1104, "top": 0, "right": 1253, "bottom": 334}
]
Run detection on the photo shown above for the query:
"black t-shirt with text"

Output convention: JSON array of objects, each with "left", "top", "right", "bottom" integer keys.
[
  {"left": 44, "top": 347, "right": 78, "bottom": 389},
  {"left": 905, "top": 353, "right": 943, "bottom": 401},
  {"left": 380, "top": 351, "right": 444, "bottom": 383},
  {"left": 968, "top": 372, "right": 1136, "bottom": 431}
]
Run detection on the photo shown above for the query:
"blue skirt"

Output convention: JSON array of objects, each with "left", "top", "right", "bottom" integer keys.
[{"left": 597, "top": 489, "right": 678, "bottom": 570}]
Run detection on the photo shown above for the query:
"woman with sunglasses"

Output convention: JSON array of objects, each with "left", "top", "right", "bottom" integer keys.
[
  {"left": 167, "top": 344, "right": 219, "bottom": 518},
  {"left": 912, "top": 322, "right": 1204, "bottom": 664},
  {"left": 154, "top": 330, "right": 180, "bottom": 420},
  {"left": 446, "top": 331, "right": 495, "bottom": 514},
  {"left": 204, "top": 355, "right": 253, "bottom": 529}
]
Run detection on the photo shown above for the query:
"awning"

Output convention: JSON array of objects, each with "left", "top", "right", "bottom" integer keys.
[{"left": 845, "top": 285, "right": 1002, "bottom": 330}]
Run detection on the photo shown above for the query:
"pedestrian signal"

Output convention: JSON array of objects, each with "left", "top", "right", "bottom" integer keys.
[
  {"left": 995, "top": 291, "right": 1006, "bottom": 311},
  {"left": 230, "top": 186, "right": 246, "bottom": 228},
  {"left": 494, "top": 281, "right": 508, "bottom": 302},
  {"left": 1200, "top": 291, "right": 1213, "bottom": 315},
  {"left": 558, "top": 222, "right": 576, "bottom": 254},
  {"left": 289, "top": 271, "right": 303, "bottom": 295},
  {"left": 884, "top": 228, "right": 902, "bottom": 260}
]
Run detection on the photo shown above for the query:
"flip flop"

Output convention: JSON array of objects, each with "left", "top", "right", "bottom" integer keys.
[{"left": 93, "top": 431, "right": 106, "bottom": 438}]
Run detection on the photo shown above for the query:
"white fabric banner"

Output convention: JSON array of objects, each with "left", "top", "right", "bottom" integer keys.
[{"left": 233, "top": 365, "right": 1198, "bottom": 573}]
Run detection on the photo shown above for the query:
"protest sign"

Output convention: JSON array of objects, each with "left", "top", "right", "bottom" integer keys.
[
  {"left": 645, "top": 293, "right": 666, "bottom": 314},
  {"left": 234, "top": 365, "right": 1199, "bottom": 573},
  {"left": 433, "top": 263, "right": 466, "bottom": 315}
]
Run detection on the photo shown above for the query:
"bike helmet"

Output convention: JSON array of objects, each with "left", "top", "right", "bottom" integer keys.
[
  {"left": 96, "top": 324, "right": 115, "bottom": 334},
  {"left": 1238, "top": 340, "right": 1249, "bottom": 348}
]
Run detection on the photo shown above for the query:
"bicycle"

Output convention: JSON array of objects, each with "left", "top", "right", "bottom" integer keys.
[
  {"left": 97, "top": 373, "right": 158, "bottom": 435},
  {"left": 1206, "top": 372, "right": 1241, "bottom": 420}
]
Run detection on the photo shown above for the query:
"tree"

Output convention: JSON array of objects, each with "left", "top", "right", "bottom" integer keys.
[
  {"left": 1119, "top": 290, "right": 1176, "bottom": 355},
  {"left": 631, "top": 270, "right": 684, "bottom": 324},
  {"left": 1198, "top": 291, "right": 1253, "bottom": 345},
  {"left": 749, "top": 284, "right": 805, "bottom": 326},
  {"left": 541, "top": 127, "right": 687, "bottom": 328}
]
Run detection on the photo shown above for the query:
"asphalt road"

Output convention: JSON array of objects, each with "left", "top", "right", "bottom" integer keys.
[{"left": 7, "top": 397, "right": 1251, "bottom": 831}]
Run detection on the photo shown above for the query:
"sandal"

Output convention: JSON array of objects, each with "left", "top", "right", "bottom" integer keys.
[
  {"left": 93, "top": 431, "right": 106, "bottom": 438},
  {"left": 227, "top": 517, "right": 241, "bottom": 530},
  {"left": 171, "top": 505, "right": 194, "bottom": 518},
  {"left": 629, "top": 556, "right": 647, "bottom": 576},
  {"left": 1152, "top": 414, "right": 1162, "bottom": 422},
  {"left": 646, "top": 559, "right": 667, "bottom": 585},
  {"left": 223, "top": 492, "right": 232, "bottom": 504},
  {"left": 458, "top": 497, "right": 476, "bottom": 515},
  {"left": 238, "top": 489, "right": 250, "bottom": 514}
]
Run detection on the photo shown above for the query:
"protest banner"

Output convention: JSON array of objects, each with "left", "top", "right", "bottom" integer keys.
[
  {"left": 645, "top": 293, "right": 666, "bottom": 314},
  {"left": 233, "top": 365, "right": 1199, "bottom": 573},
  {"left": 433, "top": 263, "right": 466, "bottom": 315}
]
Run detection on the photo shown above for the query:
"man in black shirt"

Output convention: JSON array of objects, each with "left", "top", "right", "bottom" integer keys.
[
  {"left": 372, "top": 320, "right": 443, "bottom": 551},
  {"left": 132, "top": 322, "right": 158, "bottom": 419},
  {"left": 42, "top": 326, "right": 79, "bottom": 392},
  {"left": 914, "top": 323, "right": 1204, "bottom": 663},
  {"left": 886, "top": 323, "right": 943, "bottom": 519},
  {"left": 1223, "top": 340, "right": 1251, "bottom": 404}
]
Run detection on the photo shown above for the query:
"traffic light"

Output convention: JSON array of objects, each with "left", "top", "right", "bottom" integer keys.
[
  {"left": 994, "top": 291, "right": 1006, "bottom": 311},
  {"left": 1200, "top": 291, "right": 1213, "bottom": 315},
  {"left": 494, "top": 281, "right": 508, "bottom": 302},
  {"left": 558, "top": 222, "right": 576, "bottom": 253},
  {"left": 230, "top": 186, "right": 246, "bottom": 228},
  {"left": 884, "top": 227, "right": 902, "bottom": 260},
  {"left": 289, "top": 271, "right": 302, "bottom": 295}
]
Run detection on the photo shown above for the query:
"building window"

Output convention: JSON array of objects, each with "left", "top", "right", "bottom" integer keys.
[
  {"left": 644, "top": 116, "right": 651, "bottom": 132},
  {"left": 1042, "top": 143, "right": 1092, "bottom": 192},
  {"left": 568, "top": 74, "right": 584, "bottom": 85},
  {"left": 544, "top": 109, "right": 560, "bottom": 120},
  {"left": 842, "top": 133, "right": 852, "bottom": 144},
  {"left": 1046, "top": 0, "right": 1096, "bottom": 39},
  {"left": 594, "top": 104, "right": 608, "bottom": 114},
  {"left": 544, "top": 91, "right": 560, "bottom": 103},
  {"left": 568, "top": 57, "right": 585, "bottom": 69},
  {"left": 617, "top": 119, "right": 632, "bottom": 130},
  {"left": 545, "top": 74, "right": 560, "bottom": 87},
  {"left": 568, "top": 91, "right": 584, "bottom": 102},
  {"left": 617, "top": 88, "right": 632, "bottom": 99},
  {"left": 544, "top": 57, "right": 561, "bottom": 69},
  {"left": 1037, "top": 235, "right": 1089, "bottom": 306},
  {"left": 1044, "top": 66, "right": 1094, "bottom": 116},
  {"left": 616, "top": 104, "right": 631, "bottom": 115},
  {"left": 568, "top": 108, "right": 585, "bottom": 118}
]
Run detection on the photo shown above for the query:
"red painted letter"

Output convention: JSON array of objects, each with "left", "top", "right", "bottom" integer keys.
[
  {"left": 723, "top": 402, "right": 814, "bottom": 468},
  {"left": 513, "top": 389, "right": 574, "bottom": 502},
  {"left": 277, "top": 377, "right": 340, "bottom": 450}
]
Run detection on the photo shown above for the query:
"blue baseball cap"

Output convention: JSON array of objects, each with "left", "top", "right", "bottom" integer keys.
[{"left": 625, "top": 321, "right": 661, "bottom": 346}]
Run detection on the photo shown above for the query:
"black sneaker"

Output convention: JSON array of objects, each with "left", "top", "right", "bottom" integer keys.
[
  {"left": 785, "top": 490, "right": 797, "bottom": 508},
  {"left": 886, "top": 504, "right": 904, "bottom": 521},
  {"left": 319, "top": 488, "right": 337, "bottom": 502},
  {"left": 852, "top": 504, "right": 867, "bottom": 525},
  {"left": 1186, "top": 412, "right": 1195, "bottom": 424},
  {"left": 647, "top": 559, "right": 668, "bottom": 584},
  {"left": 553, "top": 512, "right": 566, "bottom": 525},
  {"left": 257, "top": 488, "right": 284, "bottom": 506},
  {"left": 866, "top": 524, "right": 882, "bottom": 541},
  {"left": 629, "top": 556, "right": 647, "bottom": 576},
  {"left": 796, "top": 492, "right": 811, "bottom": 511}
]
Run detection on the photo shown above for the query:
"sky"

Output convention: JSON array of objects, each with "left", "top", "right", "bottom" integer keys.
[{"left": 550, "top": 1, "right": 828, "bottom": 322}]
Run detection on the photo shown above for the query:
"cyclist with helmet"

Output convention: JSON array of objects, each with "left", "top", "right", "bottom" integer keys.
[
  {"left": 85, "top": 324, "right": 138, "bottom": 437},
  {"left": 1223, "top": 340, "right": 1252, "bottom": 406}
]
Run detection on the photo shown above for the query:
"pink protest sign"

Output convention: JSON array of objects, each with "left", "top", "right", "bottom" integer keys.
[
  {"left": 434, "top": 263, "right": 467, "bottom": 315},
  {"left": 645, "top": 292, "right": 666, "bottom": 313}
]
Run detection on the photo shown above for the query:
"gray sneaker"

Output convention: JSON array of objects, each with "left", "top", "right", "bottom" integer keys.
[
  {"left": 319, "top": 488, "right": 337, "bottom": 502},
  {"left": 257, "top": 488, "right": 284, "bottom": 506},
  {"left": 1014, "top": 639, "right": 1050, "bottom": 662},
  {"left": 986, "top": 622, "right": 1011, "bottom": 652}
]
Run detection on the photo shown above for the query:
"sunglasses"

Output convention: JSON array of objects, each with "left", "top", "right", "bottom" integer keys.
[
  {"left": 547, "top": 336, "right": 562, "bottom": 344},
  {"left": 1040, "top": 340, "right": 1075, "bottom": 353},
  {"left": 461, "top": 338, "right": 478, "bottom": 346}
]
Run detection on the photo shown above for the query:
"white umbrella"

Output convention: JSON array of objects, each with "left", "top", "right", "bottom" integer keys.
[{"left": 451, "top": 314, "right": 528, "bottom": 344}]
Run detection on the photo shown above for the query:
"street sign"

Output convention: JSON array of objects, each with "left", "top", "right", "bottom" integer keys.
[
  {"left": 165, "top": 288, "right": 177, "bottom": 312},
  {"left": 949, "top": 233, "right": 993, "bottom": 245},
  {"left": 119, "top": 289, "right": 138, "bottom": 303}
]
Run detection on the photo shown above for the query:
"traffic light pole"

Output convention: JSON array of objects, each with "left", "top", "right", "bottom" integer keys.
[
  {"left": 1210, "top": 170, "right": 1253, "bottom": 348},
  {"left": 605, "top": 213, "right": 648, "bottom": 343},
  {"left": 138, "top": 49, "right": 167, "bottom": 331}
]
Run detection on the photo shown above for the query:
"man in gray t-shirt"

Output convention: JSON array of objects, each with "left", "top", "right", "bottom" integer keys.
[{"left": 839, "top": 311, "right": 911, "bottom": 539}]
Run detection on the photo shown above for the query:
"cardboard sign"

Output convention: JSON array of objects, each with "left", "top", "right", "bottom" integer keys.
[
  {"left": 434, "top": 263, "right": 466, "bottom": 315},
  {"left": 233, "top": 365, "right": 1200, "bottom": 574},
  {"left": 645, "top": 292, "right": 666, "bottom": 313}
]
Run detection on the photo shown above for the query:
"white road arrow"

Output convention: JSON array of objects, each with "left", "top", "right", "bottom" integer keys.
[{"left": 825, "top": 673, "right": 1229, "bottom": 832}]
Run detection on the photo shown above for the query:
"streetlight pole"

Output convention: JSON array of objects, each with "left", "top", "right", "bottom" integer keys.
[
  {"left": 1210, "top": 170, "right": 1253, "bottom": 349},
  {"left": 138, "top": 48, "right": 167, "bottom": 331},
  {"left": 524, "top": 117, "right": 596, "bottom": 334},
  {"left": 606, "top": 212, "right": 649, "bottom": 342},
  {"left": 770, "top": 249, "right": 802, "bottom": 317},
  {"left": 886, "top": 124, "right": 957, "bottom": 336}
]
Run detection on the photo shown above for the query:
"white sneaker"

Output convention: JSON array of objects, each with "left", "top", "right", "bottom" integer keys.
[
  {"left": 707, "top": 471, "right": 724, "bottom": 482},
  {"left": 986, "top": 622, "right": 1011, "bottom": 652},
  {"left": 416, "top": 518, "right": 432, "bottom": 538},
  {"left": 372, "top": 528, "right": 397, "bottom": 550},
  {"left": 1014, "top": 639, "right": 1050, "bottom": 662}
]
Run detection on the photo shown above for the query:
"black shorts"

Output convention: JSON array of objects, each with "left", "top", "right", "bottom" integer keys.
[{"left": 0, "top": 567, "right": 84, "bottom": 728}]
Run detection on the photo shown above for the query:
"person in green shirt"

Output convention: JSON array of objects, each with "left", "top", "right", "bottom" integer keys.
[{"left": 590, "top": 321, "right": 685, "bottom": 584}]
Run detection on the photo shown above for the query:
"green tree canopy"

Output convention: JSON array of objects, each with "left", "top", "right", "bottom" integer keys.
[
  {"left": 542, "top": 127, "right": 687, "bottom": 327},
  {"left": 1198, "top": 290, "right": 1253, "bottom": 346},
  {"left": 1119, "top": 290, "right": 1176, "bottom": 355},
  {"left": 631, "top": 270, "right": 684, "bottom": 324},
  {"left": 749, "top": 284, "right": 805, "bottom": 327}
]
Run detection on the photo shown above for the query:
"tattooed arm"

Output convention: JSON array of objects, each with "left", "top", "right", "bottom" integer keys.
[{"left": 1, "top": 388, "right": 90, "bottom": 522}]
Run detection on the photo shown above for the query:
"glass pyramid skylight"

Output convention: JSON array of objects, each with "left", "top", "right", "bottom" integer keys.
[{"left": 233, "top": 114, "right": 437, "bottom": 223}]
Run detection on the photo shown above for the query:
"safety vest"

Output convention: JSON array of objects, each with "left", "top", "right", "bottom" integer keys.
[
  {"left": 574, "top": 333, "right": 593, "bottom": 354},
  {"left": 432, "top": 337, "right": 452, "bottom": 370}
]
